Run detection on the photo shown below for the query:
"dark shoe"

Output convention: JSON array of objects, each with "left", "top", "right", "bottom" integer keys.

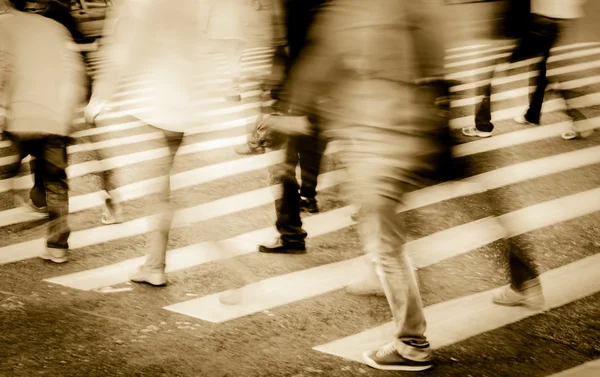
[
  {"left": 235, "top": 144, "right": 265, "bottom": 155},
  {"left": 300, "top": 197, "right": 319, "bottom": 213},
  {"left": 258, "top": 238, "right": 306, "bottom": 254}
]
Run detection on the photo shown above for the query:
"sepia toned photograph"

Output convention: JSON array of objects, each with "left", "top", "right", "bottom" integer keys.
[{"left": 0, "top": 0, "right": 598, "bottom": 376}]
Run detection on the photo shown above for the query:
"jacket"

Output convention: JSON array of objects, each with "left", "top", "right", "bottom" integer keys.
[
  {"left": 0, "top": 9, "right": 87, "bottom": 137},
  {"left": 92, "top": 0, "right": 226, "bottom": 132}
]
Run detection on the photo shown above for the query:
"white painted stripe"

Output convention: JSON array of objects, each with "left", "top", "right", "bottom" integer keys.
[
  {"left": 453, "top": 117, "right": 599, "bottom": 158},
  {"left": 446, "top": 44, "right": 516, "bottom": 60},
  {"left": 313, "top": 252, "right": 600, "bottom": 363},
  {"left": 97, "top": 63, "right": 273, "bottom": 84},
  {"left": 43, "top": 147, "right": 600, "bottom": 290},
  {"left": 451, "top": 59, "right": 600, "bottom": 92},
  {"left": 71, "top": 99, "right": 272, "bottom": 125},
  {"left": 71, "top": 120, "right": 148, "bottom": 138},
  {"left": 446, "top": 44, "right": 490, "bottom": 53},
  {"left": 444, "top": 52, "right": 511, "bottom": 69},
  {"left": 0, "top": 144, "right": 340, "bottom": 264},
  {"left": 160, "top": 147, "right": 600, "bottom": 322},
  {"left": 41, "top": 206, "right": 353, "bottom": 289},
  {"left": 546, "top": 360, "right": 600, "bottom": 377},
  {"left": 88, "top": 59, "right": 273, "bottom": 74},
  {"left": 0, "top": 134, "right": 252, "bottom": 193},
  {"left": 446, "top": 47, "right": 600, "bottom": 81},
  {"left": 75, "top": 88, "right": 263, "bottom": 114},
  {"left": 450, "top": 74, "right": 600, "bottom": 108},
  {"left": 86, "top": 47, "right": 274, "bottom": 62},
  {"left": 449, "top": 92, "right": 600, "bottom": 129},
  {"left": 1, "top": 113, "right": 589, "bottom": 230}
]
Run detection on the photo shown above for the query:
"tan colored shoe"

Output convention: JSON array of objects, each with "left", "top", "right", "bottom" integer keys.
[{"left": 492, "top": 278, "right": 545, "bottom": 310}]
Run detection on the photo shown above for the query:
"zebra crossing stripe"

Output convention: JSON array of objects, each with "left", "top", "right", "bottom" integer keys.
[
  {"left": 445, "top": 44, "right": 516, "bottom": 60},
  {"left": 313, "top": 252, "right": 600, "bottom": 363},
  {"left": 446, "top": 44, "right": 490, "bottom": 53},
  {"left": 446, "top": 46, "right": 600, "bottom": 81},
  {"left": 42, "top": 151, "right": 600, "bottom": 291},
  {"left": 1, "top": 115, "right": 594, "bottom": 230},
  {"left": 451, "top": 74, "right": 600, "bottom": 108},
  {"left": 162, "top": 155, "right": 600, "bottom": 322},
  {"left": 449, "top": 93, "right": 600, "bottom": 129},
  {"left": 451, "top": 59, "right": 600, "bottom": 92}
]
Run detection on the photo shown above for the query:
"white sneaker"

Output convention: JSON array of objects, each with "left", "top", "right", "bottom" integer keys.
[
  {"left": 492, "top": 278, "right": 545, "bottom": 310},
  {"left": 462, "top": 126, "right": 492, "bottom": 138},
  {"left": 40, "top": 247, "right": 68, "bottom": 264},
  {"left": 129, "top": 267, "right": 167, "bottom": 286},
  {"left": 513, "top": 115, "right": 538, "bottom": 126}
]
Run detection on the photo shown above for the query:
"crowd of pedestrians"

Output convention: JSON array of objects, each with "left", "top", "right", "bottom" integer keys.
[{"left": 0, "top": 0, "right": 590, "bottom": 372}]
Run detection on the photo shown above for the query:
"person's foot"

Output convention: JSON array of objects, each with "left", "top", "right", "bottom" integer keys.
[
  {"left": 513, "top": 115, "right": 539, "bottom": 126},
  {"left": 258, "top": 238, "right": 306, "bottom": 254},
  {"left": 40, "top": 246, "right": 68, "bottom": 264},
  {"left": 363, "top": 341, "right": 433, "bottom": 372},
  {"left": 129, "top": 267, "right": 167, "bottom": 286},
  {"left": 300, "top": 197, "right": 319, "bottom": 213},
  {"left": 462, "top": 126, "right": 492, "bottom": 138},
  {"left": 235, "top": 144, "right": 265, "bottom": 155},
  {"left": 101, "top": 198, "right": 123, "bottom": 225},
  {"left": 492, "top": 277, "right": 545, "bottom": 310},
  {"left": 561, "top": 127, "right": 593, "bottom": 140}
]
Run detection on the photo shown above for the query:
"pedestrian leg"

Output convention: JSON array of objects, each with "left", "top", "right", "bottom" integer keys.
[
  {"left": 38, "top": 136, "right": 71, "bottom": 264},
  {"left": 130, "top": 128, "right": 184, "bottom": 286}
]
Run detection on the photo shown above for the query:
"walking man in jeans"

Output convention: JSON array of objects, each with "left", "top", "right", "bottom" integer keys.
[{"left": 0, "top": 0, "right": 87, "bottom": 263}]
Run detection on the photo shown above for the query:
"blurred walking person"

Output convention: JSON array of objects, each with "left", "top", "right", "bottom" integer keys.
[
  {"left": 462, "top": 0, "right": 590, "bottom": 139},
  {"left": 0, "top": 0, "right": 87, "bottom": 263},
  {"left": 203, "top": 0, "right": 247, "bottom": 102},
  {"left": 85, "top": 0, "right": 224, "bottom": 286},
  {"left": 273, "top": 0, "right": 451, "bottom": 370},
  {"left": 256, "top": 0, "right": 330, "bottom": 255}
]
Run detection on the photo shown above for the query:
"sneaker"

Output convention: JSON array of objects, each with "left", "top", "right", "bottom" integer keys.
[
  {"left": 493, "top": 277, "right": 545, "bottom": 310},
  {"left": 363, "top": 341, "right": 433, "bottom": 372},
  {"left": 513, "top": 115, "right": 539, "bottom": 126},
  {"left": 561, "top": 127, "right": 593, "bottom": 140},
  {"left": 129, "top": 267, "right": 167, "bottom": 286},
  {"left": 101, "top": 199, "right": 123, "bottom": 225},
  {"left": 346, "top": 279, "right": 385, "bottom": 297},
  {"left": 462, "top": 126, "right": 492, "bottom": 138},
  {"left": 40, "top": 247, "right": 68, "bottom": 264}
]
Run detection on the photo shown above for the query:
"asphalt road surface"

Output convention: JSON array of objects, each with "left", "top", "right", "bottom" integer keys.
[{"left": 1, "top": 2, "right": 600, "bottom": 377}]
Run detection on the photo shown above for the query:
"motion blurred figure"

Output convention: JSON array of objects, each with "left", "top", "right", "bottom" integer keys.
[
  {"left": 462, "top": 0, "right": 590, "bottom": 139},
  {"left": 203, "top": 0, "right": 247, "bottom": 102},
  {"left": 275, "top": 0, "right": 449, "bottom": 370},
  {"left": 0, "top": 0, "right": 87, "bottom": 263},
  {"left": 256, "top": 0, "right": 330, "bottom": 255},
  {"left": 85, "top": 0, "right": 223, "bottom": 286}
]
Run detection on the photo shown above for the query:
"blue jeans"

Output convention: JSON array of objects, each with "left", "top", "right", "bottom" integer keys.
[{"left": 3, "top": 132, "right": 70, "bottom": 249}]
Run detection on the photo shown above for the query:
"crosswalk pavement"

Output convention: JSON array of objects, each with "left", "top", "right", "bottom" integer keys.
[{"left": 1, "top": 41, "right": 599, "bottom": 375}]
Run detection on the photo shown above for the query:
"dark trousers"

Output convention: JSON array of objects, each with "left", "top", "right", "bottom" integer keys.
[
  {"left": 271, "top": 129, "right": 327, "bottom": 243},
  {"left": 264, "top": 0, "right": 328, "bottom": 243},
  {"left": 475, "top": 14, "right": 576, "bottom": 132},
  {"left": 4, "top": 133, "right": 70, "bottom": 249}
]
